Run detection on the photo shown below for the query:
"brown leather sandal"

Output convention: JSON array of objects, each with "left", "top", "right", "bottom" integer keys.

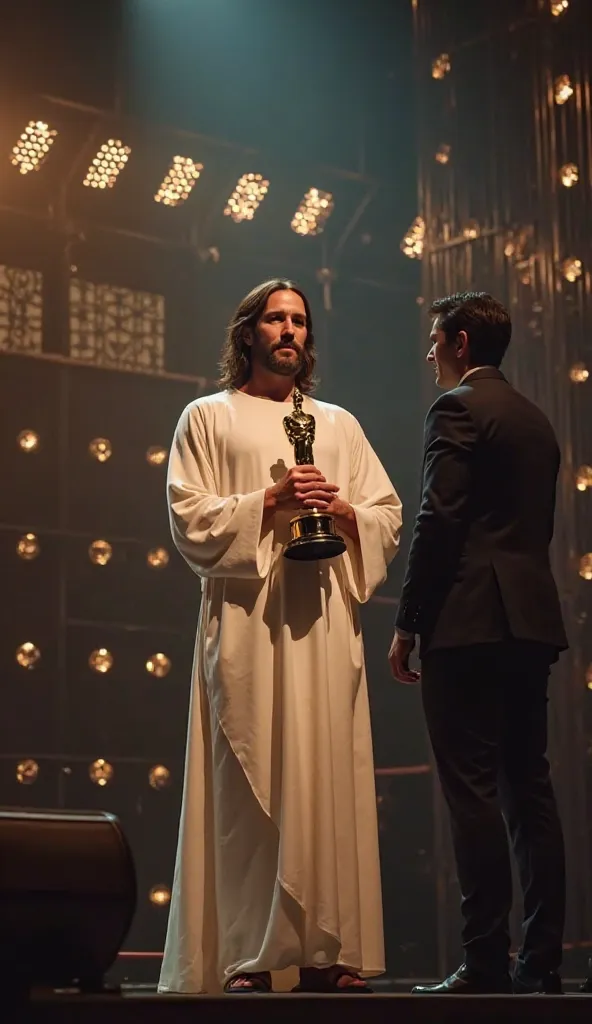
[
  {"left": 224, "top": 971, "right": 273, "bottom": 994},
  {"left": 292, "top": 965, "right": 373, "bottom": 993}
]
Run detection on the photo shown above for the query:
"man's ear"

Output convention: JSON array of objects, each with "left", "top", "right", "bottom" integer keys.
[
  {"left": 243, "top": 328, "right": 253, "bottom": 348},
  {"left": 456, "top": 330, "right": 469, "bottom": 359}
]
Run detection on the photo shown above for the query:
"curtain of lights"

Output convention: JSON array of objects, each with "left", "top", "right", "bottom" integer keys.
[{"left": 410, "top": 0, "right": 591, "bottom": 972}]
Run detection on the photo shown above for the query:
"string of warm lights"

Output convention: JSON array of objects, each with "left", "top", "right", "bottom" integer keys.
[{"left": 15, "top": 642, "right": 174, "bottom": 675}]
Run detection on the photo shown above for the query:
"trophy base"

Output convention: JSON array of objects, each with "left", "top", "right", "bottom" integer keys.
[{"left": 283, "top": 510, "right": 347, "bottom": 562}]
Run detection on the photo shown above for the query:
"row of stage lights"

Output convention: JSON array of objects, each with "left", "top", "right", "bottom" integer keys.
[
  {"left": 16, "top": 533, "right": 170, "bottom": 569},
  {"left": 9, "top": 124, "right": 334, "bottom": 236},
  {"left": 403, "top": 0, "right": 582, "bottom": 275},
  {"left": 15, "top": 643, "right": 172, "bottom": 676}
]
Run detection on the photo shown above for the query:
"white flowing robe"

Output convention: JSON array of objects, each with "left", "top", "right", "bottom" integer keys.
[{"left": 158, "top": 389, "right": 402, "bottom": 994}]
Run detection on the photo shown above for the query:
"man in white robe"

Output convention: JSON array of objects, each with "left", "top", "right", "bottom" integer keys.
[{"left": 158, "top": 279, "right": 402, "bottom": 995}]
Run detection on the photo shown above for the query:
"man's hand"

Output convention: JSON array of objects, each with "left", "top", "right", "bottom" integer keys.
[
  {"left": 388, "top": 631, "right": 420, "bottom": 684},
  {"left": 265, "top": 465, "right": 339, "bottom": 511}
]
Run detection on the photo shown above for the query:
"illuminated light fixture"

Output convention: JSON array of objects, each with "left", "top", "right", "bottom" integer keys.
[
  {"left": 89, "top": 759, "right": 114, "bottom": 786},
  {"left": 291, "top": 188, "right": 334, "bottom": 237},
  {"left": 147, "top": 547, "right": 169, "bottom": 569},
  {"left": 149, "top": 765, "right": 171, "bottom": 790},
  {"left": 16, "top": 642, "right": 41, "bottom": 669},
  {"left": 146, "top": 445, "right": 168, "bottom": 466},
  {"left": 88, "top": 438, "right": 112, "bottom": 463},
  {"left": 580, "top": 554, "right": 592, "bottom": 580},
  {"left": 400, "top": 216, "right": 426, "bottom": 259},
  {"left": 576, "top": 466, "right": 592, "bottom": 492},
  {"left": 83, "top": 139, "right": 131, "bottom": 189},
  {"left": 463, "top": 220, "right": 480, "bottom": 240},
  {"left": 435, "top": 143, "right": 451, "bottom": 165},
  {"left": 11, "top": 121, "right": 57, "bottom": 175},
  {"left": 587, "top": 664, "right": 592, "bottom": 690},
  {"left": 154, "top": 155, "right": 203, "bottom": 207},
  {"left": 89, "top": 648, "right": 114, "bottom": 674},
  {"left": 89, "top": 540, "right": 113, "bottom": 566},
  {"left": 560, "top": 256, "right": 583, "bottom": 282},
  {"left": 569, "top": 362, "right": 589, "bottom": 382},
  {"left": 515, "top": 259, "right": 532, "bottom": 286},
  {"left": 551, "top": 0, "right": 569, "bottom": 14},
  {"left": 17, "top": 533, "right": 40, "bottom": 560},
  {"left": 149, "top": 884, "right": 171, "bottom": 907},
  {"left": 432, "top": 53, "right": 451, "bottom": 79},
  {"left": 560, "top": 162, "right": 579, "bottom": 187},
  {"left": 17, "top": 430, "right": 40, "bottom": 453},
  {"left": 146, "top": 653, "right": 171, "bottom": 678},
  {"left": 554, "top": 74, "right": 574, "bottom": 105},
  {"left": 224, "top": 173, "right": 270, "bottom": 223},
  {"left": 16, "top": 759, "right": 39, "bottom": 785}
]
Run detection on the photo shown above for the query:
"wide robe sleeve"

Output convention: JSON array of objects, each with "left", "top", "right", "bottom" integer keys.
[
  {"left": 340, "top": 415, "right": 402, "bottom": 603},
  {"left": 167, "top": 402, "right": 273, "bottom": 580}
]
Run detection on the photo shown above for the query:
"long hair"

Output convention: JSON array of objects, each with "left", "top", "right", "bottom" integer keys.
[{"left": 217, "top": 278, "right": 318, "bottom": 393}]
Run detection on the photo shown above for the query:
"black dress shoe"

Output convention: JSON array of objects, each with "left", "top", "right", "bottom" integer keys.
[
  {"left": 513, "top": 968, "right": 562, "bottom": 994},
  {"left": 412, "top": 964, "right": 512, "bottom": 994}
]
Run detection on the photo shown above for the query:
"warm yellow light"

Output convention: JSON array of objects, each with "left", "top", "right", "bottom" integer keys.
[
  {"left": 83, "top": 139, "right": 131, "bottom": 189},
  {"left": 146, "top": 653, "right": 171, "bottom": 678},
  {"left": 560, "top": 257, "right": 583, "bottom": 282},
  {"left": 291, "top": 188, "right": 334, "bottom": 237},
  {"left": 587, "top": 664, "right": 592, "bottom": 690},
  {"left": 17, "top": 533, "right": 40, "bottom": 560},
  {"left": 149, "top": 884, "right": 171, "bottom": 906},
  {"left": 89, "top": 540, "right": 113, "bottom": 566},
  {"left": 576, "top": 466, "right": 592, "bottom": 492},
  {"left": 435, "top": 143, "right": 451, "bottom": 164},
  {"left": 432, "top": 53, "right": 451, "bottom": 79},
  {"left": 554, "top": 74, "right": 574, "bottom": 105},
  {"left": 147, "top": 546, "right": 170, "bottom": 569},
  {"left": 146, "top": 445, "right": 168, "bottom": 466},
  {"left": 89, "top": 648, "right": 114, "bottom": 673},
  {"left": 89, "top": 758, "right": 114, "bottom": 787},
  {"left": 17, "top": 430, "right": 40, "bottom": 453},
  {"left": 154, "top": 155, "right": 203, "bottom": 207},
  {"left": 11, "top": 120, "right": 57, "bottom": 175},
  {"left": 400, "top": 216, "right": 426, "bottom": 259},
  {"left": 551, "top": 0, "right": 569, "bottom": 15},
  {"left": 16, "top": 642, "right": 41, "bottom": 669},
  {"left": 224, "top": 173, "right": 270, "bottom": 223},
  {"left": 88, "top": 438, "right": 112, "bottom": 462},
  {"left": 560, "top": 162, "right": 579, "bottom": 187},
  {"left": 463, "top": 220, "right": 480, "bottom": 240},
  {"left": 149, "top": 765, "right": 171, "bottom": 790},
  {"left": 16, "top": 759, "right": 39, "bottom": 785},
  {"left": 569, "top": 362, "right": 589, "bottom": 383},
  {"left": 580, "top": 554, "right": 592, "bottom": 580}
]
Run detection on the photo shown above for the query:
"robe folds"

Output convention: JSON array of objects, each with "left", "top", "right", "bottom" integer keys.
[{"left": 158, "top": 389, "right": 402, "bottom": 993}]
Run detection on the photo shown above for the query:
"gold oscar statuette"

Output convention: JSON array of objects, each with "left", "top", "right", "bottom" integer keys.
[{"left": 282, "top": 388, "right": 346, "bottom": 561}]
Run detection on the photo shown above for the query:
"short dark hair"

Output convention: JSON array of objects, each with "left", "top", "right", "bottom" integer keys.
[
  {"left": 429, "top": 291, "right": 512, "bottom": 368},
  {"left": 218, "top": 278, "right": 318, "bottom": 392}
]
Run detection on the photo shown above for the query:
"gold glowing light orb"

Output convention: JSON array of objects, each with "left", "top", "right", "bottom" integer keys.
[
  {"left": 576, "top": 466, "right": 592, "bottom": 492},
  {"left": 17, "top": 429, "right": 40, "bottom": 452},
  {"left": 146, "top": 653, "right": 171, "bottom": 678},
  {"left": 149, "top": 884, "right": 171, "bottom": 907},
  {"left": 17, "top": 533, "right": 40, "bottom": 560},
  {"left": 16, "top": 642, "right": 41, "bottom": 669},
  {"left": 147, "top": 547, "right": 170, "bottom": 569},
  {"left": 579, "top": 554, "right": 592, "bottom": 581},
  {"left": 569, "top": 362, "right": 589, "bottom": 383},
  {"left": 89, "top": 758, "right": 114, "bottom": 787},
  {"left": 435, "top": 143, "right": 451, "bottom": 165},
  {"left": 463, "top": 220, "right": 480, "bottom": 240},
  {"left": 432, "top": 53, "right": 451, "bottom": 79},
  {"left": 560, "top": 257, "right": 583, "bottom": 282},
  {"left": 560, "top": 162, "right": 579, "bottom": 187},
  {"left": 16, "top": 759, "right": 39, "bottom": 784},
  {"left": 89, "top": 648, "right": 114, "bottom": 673},
  {"left": 551, "top": 0, "right": 569, "bottom": 15},
  {"left": 11, "top": 120, "right": 58, "bottom": 174},
  {"left": 83, "top": 139, "right": 131, "bottom": 189},
  {"left": 554, "top": 74, "right": 574, "bottom": 105},
  {"left": 149, "top": 765, "right": 171, "bottom": 790},
  {"left": 88, "top": 539, "right": 113, "bottom": 566},
  {"left": 146, "top": 445, "right": 168, "bottom": 466},
  {"left": 154, "top": 155, "right": 203, "bottom": 207},
  {"left": 587, "top": 664, "right": 592, "bottom": 690},
  {"left": 224, "top": 172, "right": 270, "bottom": 223},
  {"left": 88, "top": 438, "right": 112, "bottom": 462}
]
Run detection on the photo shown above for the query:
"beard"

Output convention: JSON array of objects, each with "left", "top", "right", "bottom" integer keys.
[{"left": 263, "top": 344, "right": 304, "bottom": 377}]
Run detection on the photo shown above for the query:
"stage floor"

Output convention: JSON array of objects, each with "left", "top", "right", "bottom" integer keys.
[{"left": 12, "top": 988, "right": 592, "bottom": 1024}]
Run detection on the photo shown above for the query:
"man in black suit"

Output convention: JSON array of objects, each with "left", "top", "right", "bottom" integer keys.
[{"left": 388, "top": 292, "right": 567, "bottom": 995}]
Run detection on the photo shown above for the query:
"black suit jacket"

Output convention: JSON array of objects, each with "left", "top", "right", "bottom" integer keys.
[{"left": 396, "top": 368, "right": 568, "bottom": 656}]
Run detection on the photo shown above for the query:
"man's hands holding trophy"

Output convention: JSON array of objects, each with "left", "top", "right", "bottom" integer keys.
[{"left": 265, "top": 465, "right": 340, "bottom": 513}]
